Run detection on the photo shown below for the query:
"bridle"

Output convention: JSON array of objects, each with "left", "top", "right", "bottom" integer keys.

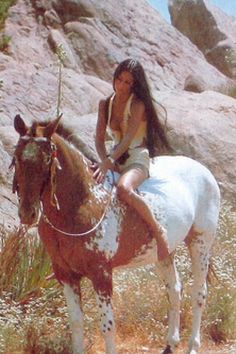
[
  {"left": 11, "top": 136, "right": 60, "bottom": 205},
  {"left": 12, "top": 135, "right": 115, "bottom": 237}
]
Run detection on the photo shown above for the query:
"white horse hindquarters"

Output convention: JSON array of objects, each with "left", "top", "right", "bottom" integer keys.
[
  {"left": 142, "top": 156, "right": 220, "bottom": 245},
  {"left": 141, "top": 177, "right": 196, "bottom": 252},
  {"left": 140, "top": 156, "right": 220, "bottom": 354}
]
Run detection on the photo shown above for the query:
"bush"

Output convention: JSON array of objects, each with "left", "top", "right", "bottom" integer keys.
[
  {"left": 0, "top": 34, "right": 11, "bottom": 51},
  {"left": 0, "top": 0, "right": 16, "bottom": 30},
  {"left": 0, "top": 225, "right": 55, "bottom": 301}
]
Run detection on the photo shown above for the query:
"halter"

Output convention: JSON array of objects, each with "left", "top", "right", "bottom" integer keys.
[
  {"left": 12, "top": 136, "right": 61, "bottom": 209},
  {"left": 13, "top": 135, "right": 116, "bottom": 237}
]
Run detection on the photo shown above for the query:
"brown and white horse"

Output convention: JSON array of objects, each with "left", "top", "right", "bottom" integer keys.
[{"left": 12, "top": 114, "right": 220, "bottom": 354}]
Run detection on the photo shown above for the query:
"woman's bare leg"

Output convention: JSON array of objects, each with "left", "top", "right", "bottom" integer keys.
[{"left": 116, "top": 166, "right": 170, "bottom": 261}]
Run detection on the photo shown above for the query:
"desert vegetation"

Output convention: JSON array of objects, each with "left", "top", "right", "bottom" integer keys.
[
  {"left": 0, "top": 0, "right": 15, "bottom": 51},
  {"left": 0, "top": 201, "right": 235, "bottom": 353},
  {"left": 0, "top": 0, "right": 15, "bottom": 29}
]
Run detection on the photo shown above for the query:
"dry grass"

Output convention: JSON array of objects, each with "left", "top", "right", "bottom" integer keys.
[
  {"left": 0, "top": 226, "right": 55, "bottom": 301},
  {"left": 0, "top": 200, "right": 235, "bottom": 353},
  {"left": 204, "top": 201, "right": 236, "bottom": 343}
]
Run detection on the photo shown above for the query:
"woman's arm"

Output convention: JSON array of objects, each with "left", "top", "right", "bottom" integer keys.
[
  {"left": 93, "top": 99, "right": 114, "bottom": 183},
  {"left": 95, "top": 99, "right": 108, "bottom": 161}
]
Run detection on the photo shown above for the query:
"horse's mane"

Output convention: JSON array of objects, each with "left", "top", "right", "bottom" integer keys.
[{"left": 33, "top": 120, "right": 98, "bottom": 163}]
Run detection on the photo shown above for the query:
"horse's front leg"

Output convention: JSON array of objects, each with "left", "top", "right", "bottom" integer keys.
[
  {"left": 63, "top": 283, "right": 84, "bottom": 354},
  {"left": 157, "top": 255, "right": 182, "bottom": 354},
  {"left": 93, "top": 268, "right": 117, "bottom": 354}
]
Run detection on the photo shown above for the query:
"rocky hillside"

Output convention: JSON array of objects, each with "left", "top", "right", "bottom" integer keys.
[
  {"left": 1, "top": 0, "right": 236, "bottom": 228},
  {"left": 169, "top": 0, "right": 236, "bottom": 79}
]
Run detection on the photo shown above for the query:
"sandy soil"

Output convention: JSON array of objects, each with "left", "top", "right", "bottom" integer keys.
[{"left": 88, "top": 340, "right": 236, "bottom": 353}]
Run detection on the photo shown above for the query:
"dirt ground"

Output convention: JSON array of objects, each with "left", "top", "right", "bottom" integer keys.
[{"left": 90, "top": 340, "right": 236, "bottom": 353}]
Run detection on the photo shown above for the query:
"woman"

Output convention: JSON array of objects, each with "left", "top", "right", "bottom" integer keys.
[{"left": 93, "top": 59, "right": 171, "bottom": 261}]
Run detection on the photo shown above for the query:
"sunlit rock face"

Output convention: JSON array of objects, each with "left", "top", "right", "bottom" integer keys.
[
  {"left": 169, "top": 0, "right": 236, "bottom": 79},
  {"left": 157, "top": 90, "right": 236, "bottom": 202},
  {"left": 1, "top": 0, "right": 236, "bottom": 228}
]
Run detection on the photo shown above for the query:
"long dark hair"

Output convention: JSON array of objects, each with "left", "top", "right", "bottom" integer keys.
[{"left": 113, "top": 59, "right": 171, "bottom": 157}]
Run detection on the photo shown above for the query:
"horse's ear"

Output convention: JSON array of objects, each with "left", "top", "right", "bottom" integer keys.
[
  {"left": 44, "top": 113, "right": 63, "bottom": 139},
  {"left": 14, "top": 114, "right": 28, "bottom": 136}
]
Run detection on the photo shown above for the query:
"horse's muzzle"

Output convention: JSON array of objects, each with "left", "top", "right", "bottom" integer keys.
[{"left": 18, "top": 203, "right": 39, "bottom": 226}]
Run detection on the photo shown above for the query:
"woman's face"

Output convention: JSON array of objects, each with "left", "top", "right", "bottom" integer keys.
[{"left": 114, "top": 71, "right": 134, "bottom": 96}]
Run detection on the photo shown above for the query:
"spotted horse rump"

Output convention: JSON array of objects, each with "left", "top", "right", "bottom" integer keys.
[{"left": 12, "top": 114, "right": 220, "bottom": 354}]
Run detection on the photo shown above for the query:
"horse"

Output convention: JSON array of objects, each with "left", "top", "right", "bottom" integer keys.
[{"left": 12, "top": 114, "right": 220, "bottom": 354}]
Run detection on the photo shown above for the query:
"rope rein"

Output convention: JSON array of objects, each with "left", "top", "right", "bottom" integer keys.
[{"left": 40, "top": 174, "right": 115, "bottom": 237}]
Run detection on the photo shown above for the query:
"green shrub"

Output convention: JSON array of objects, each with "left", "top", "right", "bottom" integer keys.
[
  {"left": 0, "top": 0, "right": 16, "bottom": 29},
  {"left": 0, "top": 34, "right": 11, "bottom": 51},
  {"left": 227, "top": 86, "right": 236, "bottom": 99}
]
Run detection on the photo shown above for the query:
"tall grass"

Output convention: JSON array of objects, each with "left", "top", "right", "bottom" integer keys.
[
  {"left": 0, "top": 225, "right": 55, "bottom": 301},
  {"left": 0, "top": 201, "right": 235, "bottom": 353},
  {"left": 204, "top": 201, "right": 236, "bottom": 343}
]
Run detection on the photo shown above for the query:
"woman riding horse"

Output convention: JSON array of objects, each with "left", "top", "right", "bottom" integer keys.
[{"left": 93, "top": 59, "right": 171, "bottom": 260}]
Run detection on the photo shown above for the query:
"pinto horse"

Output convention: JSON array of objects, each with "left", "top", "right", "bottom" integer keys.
[{"left": 12, "top": 114, "right": 220, "bottom": 354}]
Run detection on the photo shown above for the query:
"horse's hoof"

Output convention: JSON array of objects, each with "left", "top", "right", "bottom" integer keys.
[
  {"left": 162, "top": 345, "right": 174, "bottom": 354},
  {"left": 188, "top": 350, "right": 198, "bottom": 354}
]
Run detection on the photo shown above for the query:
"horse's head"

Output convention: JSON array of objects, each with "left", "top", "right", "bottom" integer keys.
[{"left": 13, "top": 114, "right": 62, "bottom": 225}]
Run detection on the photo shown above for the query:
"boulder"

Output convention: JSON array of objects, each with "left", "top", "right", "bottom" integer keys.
[
  {"left": 169, "top": 0, "right": 236, "bottom": 79},
  {"left": 157, "top": 90, "right": 236, "bottom": 201},
  {"left": 0, "top": 131, "right": 18, "bottom": 229},
  {"left": 29, "top": 0, "right": 234, "bottom": 91},
  {"left": 48, "top": 28, "right": 79, "bottom": 70}
]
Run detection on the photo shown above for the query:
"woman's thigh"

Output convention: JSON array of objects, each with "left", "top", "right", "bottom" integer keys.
[{"left": 117, "top": 163, "right": 148, "bottom": 190}]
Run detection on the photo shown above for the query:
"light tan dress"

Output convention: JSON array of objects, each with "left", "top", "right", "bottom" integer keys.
[{"left": 107, "top": 93, "right": 150, "bottom": 172}]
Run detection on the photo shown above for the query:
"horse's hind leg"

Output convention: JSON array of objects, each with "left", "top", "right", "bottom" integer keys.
[
  {"left": 157, "top": 255, "right": 182, "bottom": 354},
  {"left": 187, "top": 231, "right": 215, "bottom": 354},
  {"left": 63, "top": 283, "right": 84, "bottom": 354}
]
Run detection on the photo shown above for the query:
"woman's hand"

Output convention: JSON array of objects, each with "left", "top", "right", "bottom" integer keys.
[{"left": 92, "top": 158, "right": 113, "bottom": 184}]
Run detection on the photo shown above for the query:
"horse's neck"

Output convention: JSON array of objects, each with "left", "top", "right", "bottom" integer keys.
[
  {"left": 56, "top": 136, "right": 95, "bottom": 191},
  {"left": 48, "top": 137, "right": 108, "bottom": 221}
]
